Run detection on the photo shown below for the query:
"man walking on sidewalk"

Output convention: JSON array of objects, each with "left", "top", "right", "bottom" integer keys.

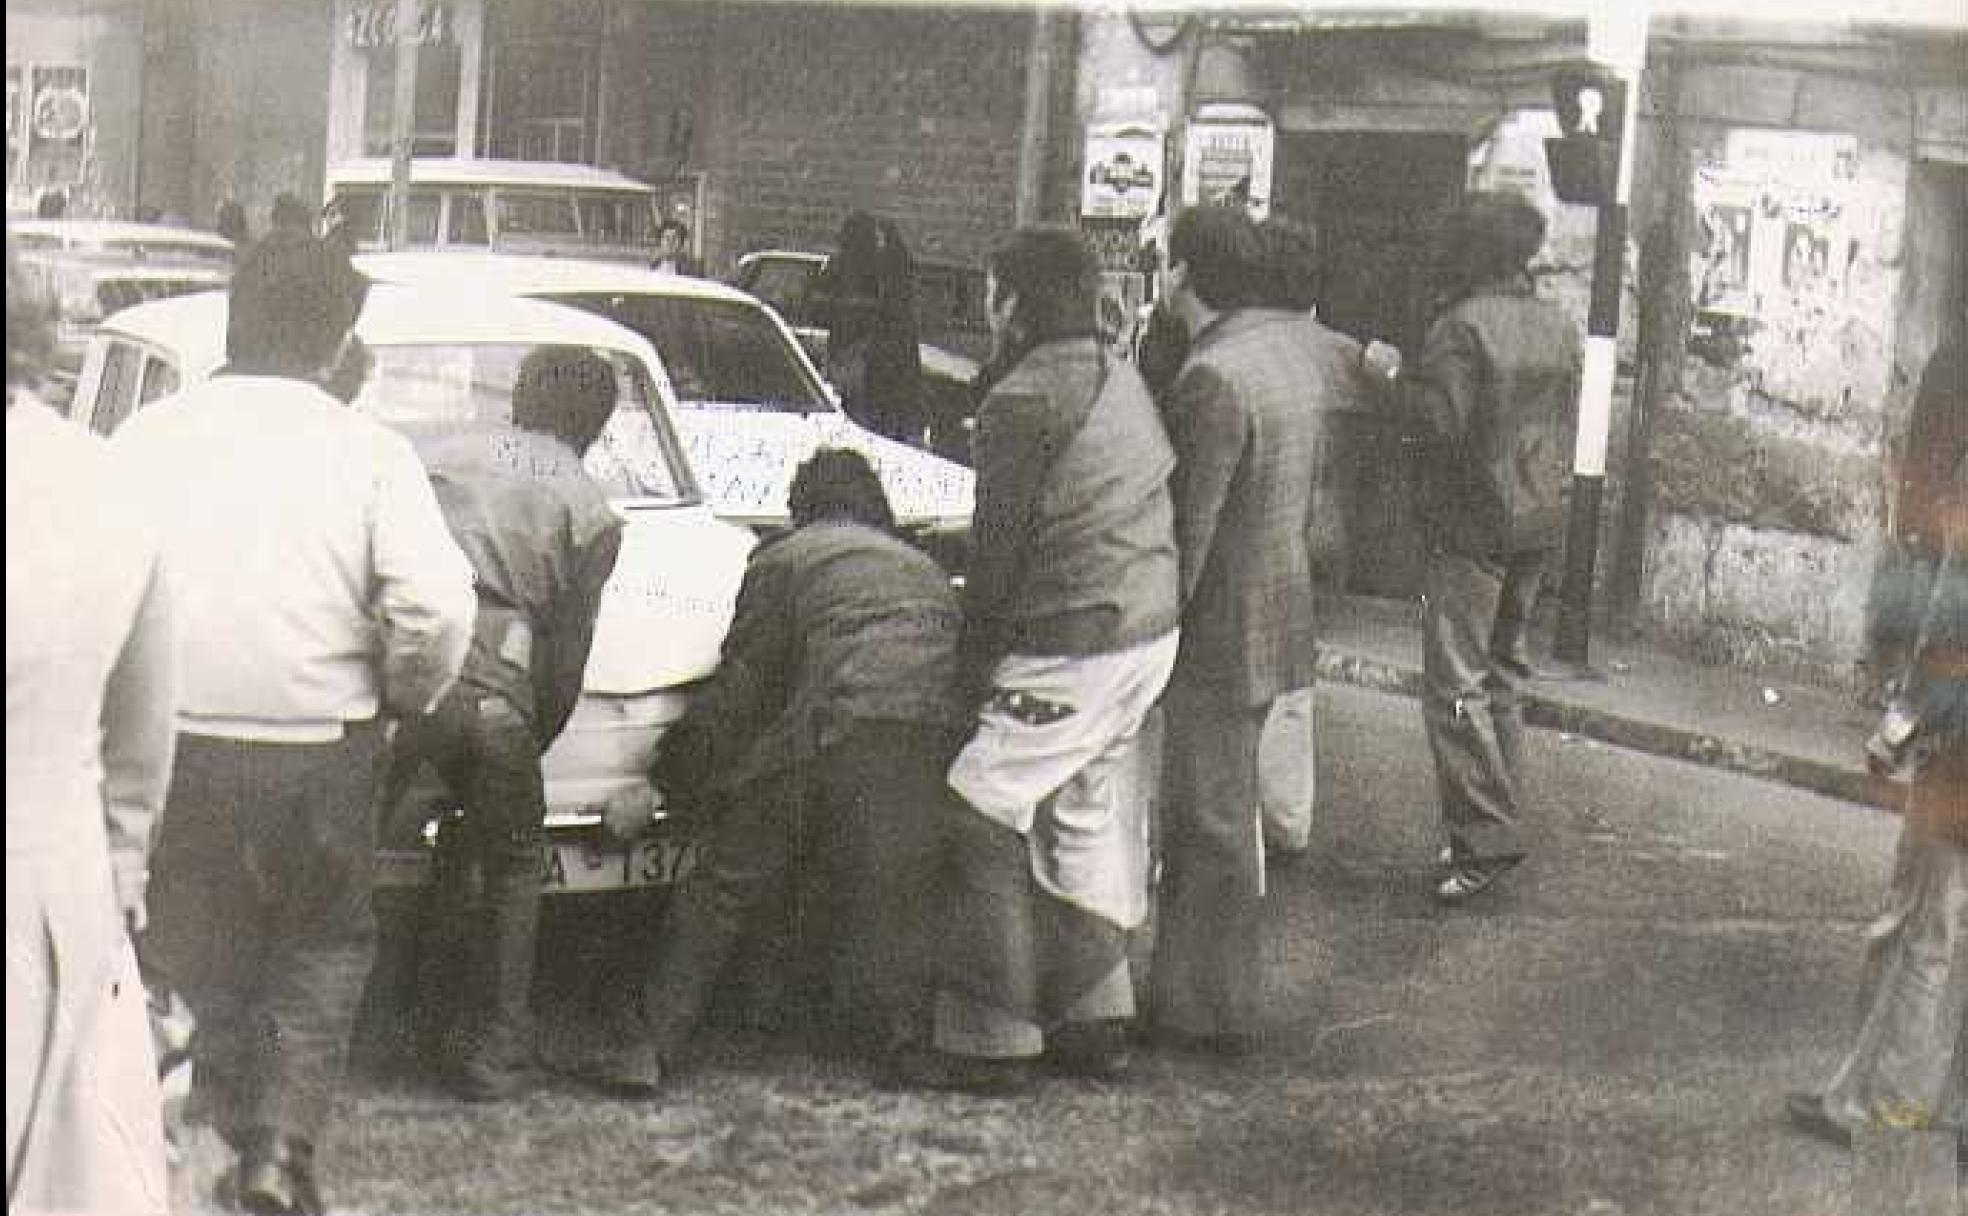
[{"left": 1400, "top": 191, "right": 1581, "bottom": 902}]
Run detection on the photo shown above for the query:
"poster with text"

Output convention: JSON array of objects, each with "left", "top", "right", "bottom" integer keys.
[
  {"left": 1181, "top": 104, "right": 1273, "bottom": 219},
  {"left": 1082, "top": 122, "right": 1163, "bottom": 221}
]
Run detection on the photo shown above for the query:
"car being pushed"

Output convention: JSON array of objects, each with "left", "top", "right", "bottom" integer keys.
[
  {"left": 356, "top": 252, "right": 975, "bottom": 571},
  {"left": 10, "top": 219, "right": 234, "bottom": 405},
  {"left": 68, "top": 285, "right": 757, "bottom": 896}
]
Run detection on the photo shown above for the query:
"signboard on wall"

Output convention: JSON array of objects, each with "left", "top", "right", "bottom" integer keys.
[
  {"left": 1181, "top": 103, "right": 1273, "bottom": 219},
  {"left": 1082, "top": 121, "right": 1163, "bottom": 221}
]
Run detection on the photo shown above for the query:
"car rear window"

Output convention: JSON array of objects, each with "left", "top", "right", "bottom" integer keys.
[
  {"left": 353, "top": 341, "right": 690, "bottom": 503},
  {"left": 548, "top": 292, "right": 830, "bottom": 415}
]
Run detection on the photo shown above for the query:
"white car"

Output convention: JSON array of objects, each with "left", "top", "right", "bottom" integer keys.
[
  {"left": 356, "top": 252, "right": 975, "bottom": 568},
  {"left": 10, "top": 219, "right": 235, "bottom": 401},
  {"left": 324, "top": 158, "right": 668, "bottom": 265},
  {"left": 69, "top": 285, "right": 758, "bottom": 895}
]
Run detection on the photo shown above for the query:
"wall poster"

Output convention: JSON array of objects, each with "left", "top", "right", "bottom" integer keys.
[{"left": 1180, "top": 102, "right": 1273, "bottom": 219}]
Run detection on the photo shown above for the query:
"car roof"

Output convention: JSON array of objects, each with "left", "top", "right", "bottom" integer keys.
[
  {"left": 99, "top": 283, "right": 670, "bottom": 379},
  {"left": 355, "top": 251, "right": 756, "bottom": 304},
  {"left": 11, "top": 219, "right": 234, "bottom": 252},
  {"left": 326, "top": 158, "right": 656, "bottom": 192}
]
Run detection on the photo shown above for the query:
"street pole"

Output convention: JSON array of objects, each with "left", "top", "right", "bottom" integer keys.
[
  {"left": 1014, "top": 7, "right": 1055, "bottom": 227},
  {"left": 386, "top": 0, "right": 421, "bottom": 251},
  {"left": 1554, "top": 2, "right": 1648, "bottom": 670}
]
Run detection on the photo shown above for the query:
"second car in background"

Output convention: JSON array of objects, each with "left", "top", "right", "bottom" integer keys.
[{"left": 357, "top": 252, "right": 975, "bottom": 571}]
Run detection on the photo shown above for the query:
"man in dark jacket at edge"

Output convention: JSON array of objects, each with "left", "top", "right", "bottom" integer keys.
[
  {"left": 386, "top": 346, "right": 624, "bottom": 1100},
  {"left": 580, "top": 447, "right": 968, "bottom": 1096},
  {"left": 1400, "top": 191, "right": 1581, "bottom": 902}
]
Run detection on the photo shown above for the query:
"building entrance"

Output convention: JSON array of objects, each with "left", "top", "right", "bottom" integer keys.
[{"left": 1274, "top": 131, "right": 1464, "bottom": 598}]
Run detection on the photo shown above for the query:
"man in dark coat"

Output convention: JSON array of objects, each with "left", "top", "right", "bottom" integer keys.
[
  {"left": 1147, "top": 205, "right": 1326, "bottom": 1052},
  {"left": 1400, "top": 192, "right": 1581, "bottom": 903},
  {"left": 385, "top": 346, "right": 625, "bottom": 1101},
  {"left": 580, "top": 448, "right": 967, "bottom": 1095}
]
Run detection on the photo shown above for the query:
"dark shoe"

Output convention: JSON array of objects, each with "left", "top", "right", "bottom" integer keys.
[
  {"left": 1144, "top": 1022, "right": 1261, "bottom": 1059},
  {"left": 878, "top": 1045, "right": 1034, "bottom": 1097},
  {"left": 569, "top": 1042, "right": 667, "bottom": 1099},
  {"left": 1785, "top": 1091, "right": 1852, "bottom": 1150},
  {"left": 1045, "top": 1019, "right": 1134, "bottom": 1081},
  {"left": 236, "top": 1134, "right": 321, "bottom": 1216}
]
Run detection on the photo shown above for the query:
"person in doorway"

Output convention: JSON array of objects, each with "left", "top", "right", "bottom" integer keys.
[
  {"left": 6, "top": 228, "right": 176, "bottom": 1215},
  {"left": 812, "top": 210, "right": 925, "bottom": 444},
  {"left": 118, "top": 232, "right": 475, "bottom": 1214},
  {"left": 897, "top": 225, "right": 1180, "bottom": 1094},
  {"left": 385, "top": 345, "right": 625, "bottom": 1101},
  {"left": 651, "top": 217, "right": 698, "bottom": 276},
  {"left": 1787, "top": 326, "right": 1967, "bottom": 1165},
  {"left": 1146, "top": 204, "right": 1322, "bottom": 1054},
  {"left": 580, "top": 447, "right": 967, "bottom": 1096},
  {"left": 1400, "top": 190, "right": 1581, "bottom": 903}
]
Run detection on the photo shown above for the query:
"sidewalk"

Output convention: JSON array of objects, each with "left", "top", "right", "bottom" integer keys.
[{"left": 1316, "top": 594, "right": 1899, "bottom": 811}]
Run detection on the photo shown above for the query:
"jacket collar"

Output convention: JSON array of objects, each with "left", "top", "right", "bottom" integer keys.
[{"left": 1186, "top": 308, "right": 1296, "bottom": 356}]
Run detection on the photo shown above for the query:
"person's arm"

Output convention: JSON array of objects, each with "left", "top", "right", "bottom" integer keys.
[
  {"left": 1164, "top": 364, "right": 1251, "bottom": 605},
  {"left": 370, "top": 434, "right": 477, "bottom": 718},
  {"left": 959, "top": 389, "right": 1052, "bottom": 695},
  {"left": 1401, "top": 313, "right": 1482, "bottom": 448},
  {"left": 651, "top": 544, "right": 793, "bottom": 805},
  {"left": 99, "top": 555, "right": 177, "bottom": 934},
  {"left": 532, "top": 517, "right": 624, "bottom": 749}
]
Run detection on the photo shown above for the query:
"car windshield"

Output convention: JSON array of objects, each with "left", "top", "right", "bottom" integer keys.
[
  {"left": 738, "top": 257, "right": 824, "bottom": 328},
  {"left": 547, "top": 292, "right": 832, "bottom": 415},
  {"left": 353, "top": 342, "right": 691, "bottom": 503}
]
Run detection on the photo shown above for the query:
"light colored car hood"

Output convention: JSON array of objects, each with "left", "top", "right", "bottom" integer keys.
[
  {"left": 673, "top": 407, "right": 975, "bottom": 528},
  {"left": 584, "top": 504, "right": 752, "bottom": 694}
]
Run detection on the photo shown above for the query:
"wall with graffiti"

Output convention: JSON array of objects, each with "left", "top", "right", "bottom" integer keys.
[{"left": 1688, "top": 128, "right": 1903, "bottom": 429}]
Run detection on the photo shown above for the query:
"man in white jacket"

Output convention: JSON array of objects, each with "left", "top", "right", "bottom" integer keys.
[{"left": 117, "top": 231, "right": 474, "bottom": 1215}]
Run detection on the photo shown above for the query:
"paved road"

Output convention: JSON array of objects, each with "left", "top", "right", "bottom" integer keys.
[{"left": 187, "top": 683, "right": 1930, "bottom": 1215}]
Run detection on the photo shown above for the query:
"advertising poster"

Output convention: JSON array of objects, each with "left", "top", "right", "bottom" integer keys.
[
  {"left": 1082, "top": 121, "right": 1163, "bottom": 221},
  {"left": 27, "top": 65, "right": 89, "bottom": 189},
  {"left": 1181, "top": 102, "right": 1274, "bottom": 219},
  {"left": 1689, "top": 129, "right": 1861, "bottom": 364}
]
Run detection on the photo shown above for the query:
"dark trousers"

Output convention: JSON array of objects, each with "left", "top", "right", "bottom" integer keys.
[
  {"left": 1421, "top": 547, "right": 1546, "bottom": 864},
  {"left": 1150, "top": 684, "right": 1268, "bottom": 1040},
  {"left": 389, "top": 692, "right": 546, "bottom": 1067},
  {"left": 140, "top": 724, "right": 382, "bottom": 1150},
  {"left": 638, "top": 721, "right": 958, "bottom": 1061}
]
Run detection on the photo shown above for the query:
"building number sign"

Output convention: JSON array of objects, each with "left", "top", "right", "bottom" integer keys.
[{"left": 347, "top": 1, "right": 452, "bottom": 50}]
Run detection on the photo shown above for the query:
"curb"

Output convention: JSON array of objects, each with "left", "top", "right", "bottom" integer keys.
[{"left": 1313, "top": 648, "right": 1898, "bottom": 813}]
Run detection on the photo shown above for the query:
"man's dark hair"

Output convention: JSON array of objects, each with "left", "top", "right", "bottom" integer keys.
[
  {"left": 787, "top": 447, "right": 895, "bottom": 531},
  {"left": 1258, "top": 214, "right": 1323, "bottom": 313},
  {"left": 223, "top": 232, "right": 369, "bottom": 377},
  {"left": 270, "top": 193, "right": 314, "bottom": 235},
  {"left": 1167, "top": 205, "right": 1268, "bottom": 311},
  {"left": 1445, "top": 191, "right": 1548, "bottom": 291},
  {"left": 512, "top": 346, "right": 618, "bottom": 453},
  {"left": 987, "top": 224, "right": 1100, "bottom": 354}
]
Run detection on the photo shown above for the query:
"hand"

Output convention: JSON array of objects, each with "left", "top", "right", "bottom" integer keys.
[{"left": 1362, "top": 340, "right": 1403, "bottom": 382}]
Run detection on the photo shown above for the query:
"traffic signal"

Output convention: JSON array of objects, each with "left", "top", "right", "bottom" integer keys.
[{"left": 1545, "top": 67, "right": 1628, "bottom": 206}]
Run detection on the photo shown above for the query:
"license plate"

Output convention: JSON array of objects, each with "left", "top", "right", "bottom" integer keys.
[{"left": 543, "top": 835, "right": 696, "bottom": 894}]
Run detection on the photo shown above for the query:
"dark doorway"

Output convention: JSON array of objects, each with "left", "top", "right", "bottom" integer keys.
[{"left": 1274, "top": 131, "right": 1466, "bottom": 598}]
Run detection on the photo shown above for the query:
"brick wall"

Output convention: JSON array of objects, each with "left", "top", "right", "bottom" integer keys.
[{"left": 695, "top": 2, "right": 1030, "bottom": 275}]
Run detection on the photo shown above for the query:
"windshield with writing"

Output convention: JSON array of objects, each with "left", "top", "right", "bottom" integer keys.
[
  {"left": 547, "top": 292, "right": 832, "bottom": 415},
  {"left": 354, "top": 342, "right": 691, "bottom": 503}
]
